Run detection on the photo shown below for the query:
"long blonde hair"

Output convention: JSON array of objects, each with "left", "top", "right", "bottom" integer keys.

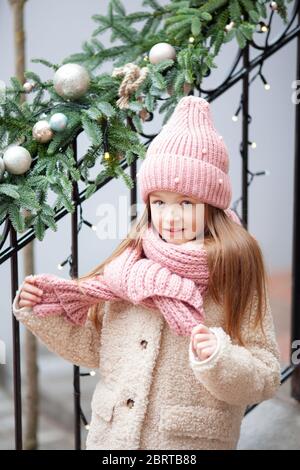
[{"left": 75, "top": 199, "right": 268, "bottom": 346}]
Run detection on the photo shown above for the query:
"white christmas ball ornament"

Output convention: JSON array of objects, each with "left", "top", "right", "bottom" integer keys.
[
  {"left": 53, "top": 63, "right": 90, "bottom": 100},
  {"left": 49, "top": 113, "right": 68, "bottom": 132},
  {"left": 23, "top": 81, "right": 35, "bottom": 93},
  {"left": 0, "top": 157, "right": 5, "bottom": 179},
  {"left": 270, "top": 1, "right": 278, "bottom": 11},
  {"left": 32, "top": 120, "right": 53, "bottom": 143},
  {"left": 3, "top": 146, "right": 32, "bottom": 175},
  {"left": 149, "top": 43, "right": 176, "bottom": 65}
]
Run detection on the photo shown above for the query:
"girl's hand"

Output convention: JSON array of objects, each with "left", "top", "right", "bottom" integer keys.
[
  {"left": 18, "top": 275, "right": 43, "bottom": 309},
  {"left": 191, "top": 323, "right": 218, "bottom": 361}
]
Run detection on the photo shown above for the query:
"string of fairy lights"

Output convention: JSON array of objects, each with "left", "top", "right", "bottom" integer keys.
[
  {"left": 229, "top": 6, "right": 277, "bottom": 220},
  {"left": 57, "top": 202, "right": 97, "bottom": 273},
  {"left": 55, "top": 1, "right": 283, "bottom": 432}
]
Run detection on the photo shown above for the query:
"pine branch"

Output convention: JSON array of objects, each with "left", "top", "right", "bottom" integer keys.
[{"left": 0, "top": 0, "right": 291, "bottom": 238}]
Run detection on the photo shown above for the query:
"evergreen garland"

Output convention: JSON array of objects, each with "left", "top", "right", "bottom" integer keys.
[{"left": 0, "top": 0, "right": 291, "bottom": 240}]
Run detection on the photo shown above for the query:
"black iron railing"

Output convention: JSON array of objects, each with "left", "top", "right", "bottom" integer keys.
[{"left": 1, "top": 1, "right": 300, "bottom": 450}]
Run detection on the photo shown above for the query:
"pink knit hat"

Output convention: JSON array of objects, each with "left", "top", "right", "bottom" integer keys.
[{"left": 138, "top": 96, "right": 232, "bottom": 210}]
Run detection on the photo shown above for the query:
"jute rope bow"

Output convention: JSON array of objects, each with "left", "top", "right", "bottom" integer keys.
[{"left": 112, "top": 63, "right": 149, "bottom": 109}]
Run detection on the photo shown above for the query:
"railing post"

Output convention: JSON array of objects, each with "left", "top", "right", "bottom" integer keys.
[
  {"left": 130, "top": 158, "right": 137, "bottom": 222},
  {"left": 291, "top": 4, "right": 300, "bottom": 401},
  {"left": 242, "top": 41, "right": 250, "bottom": 228},
  {"left": 71, "top": 138, "right": 82, "bottom": 448},
  {"left": 127, "top": 117, "right": 137, "bottom": 221},
  {"left": 10, "top": 224, "right": 23, "bottom": 449}
]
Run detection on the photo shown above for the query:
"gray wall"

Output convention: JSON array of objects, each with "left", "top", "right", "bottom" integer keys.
[{"left": 0, "top": 0, "right": 296, "bottom": 374}]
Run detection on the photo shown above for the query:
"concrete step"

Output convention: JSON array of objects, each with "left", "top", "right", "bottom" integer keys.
[{"left": 238, "top": 379, "right": 300, "bottom": 450}]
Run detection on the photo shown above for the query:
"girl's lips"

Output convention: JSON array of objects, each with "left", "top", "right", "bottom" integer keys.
[{"left": 164, "top": 228, "right": 183, "bottom": 233}]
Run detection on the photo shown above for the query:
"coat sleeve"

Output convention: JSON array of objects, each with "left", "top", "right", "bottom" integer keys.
[
  {"left": 188, "top": 290, "right": 282, "bottom": 407},
  {"left": 12, "top": 282, "right": 103, "bottom": 369}
]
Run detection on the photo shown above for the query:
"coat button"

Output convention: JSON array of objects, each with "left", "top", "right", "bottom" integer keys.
[
  {"left": 126, "top": 398, "right": 135, "bottom": 408},
  {"left": 140, "top": 340, "right": 148, "bottom": 349}
]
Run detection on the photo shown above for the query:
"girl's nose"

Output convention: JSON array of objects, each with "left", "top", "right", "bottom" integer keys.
[{"left": 164, "top": 206, "right": 181, "bottom": 222}]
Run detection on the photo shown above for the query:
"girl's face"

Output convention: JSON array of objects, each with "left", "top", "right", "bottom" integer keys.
[{"left": 149, "top": 190, "right": 205, "bottom": 245}]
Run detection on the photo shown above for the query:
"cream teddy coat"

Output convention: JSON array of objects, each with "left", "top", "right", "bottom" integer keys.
[{"left": 12, "top": 284, "right": 281, "bottom": 450}]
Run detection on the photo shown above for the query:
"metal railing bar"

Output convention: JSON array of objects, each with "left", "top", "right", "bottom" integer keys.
[
  {"left": 207, "top": 23, "right": 300, "bottom": 101},
  {"left": 10, "top": 225, "right": 22, "bottom": 449}
]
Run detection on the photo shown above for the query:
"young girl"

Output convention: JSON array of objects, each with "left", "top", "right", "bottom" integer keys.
[{"left": 12, "top": 96, "right": 281, "bottom": 451}]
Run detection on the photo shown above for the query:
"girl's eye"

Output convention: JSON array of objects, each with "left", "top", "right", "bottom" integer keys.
[
  {"left": 151, "top": 200, "right": 193, "bottom": 206},
  {"left": 151, "top": 200, "right": 164, "bottom": 206},
  {"left": 181, "top": 200, "right": 193, "bottom": 206}
]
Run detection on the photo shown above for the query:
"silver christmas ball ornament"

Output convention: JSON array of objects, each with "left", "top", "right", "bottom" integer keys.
[
  {"left": 53, "top": 63, "right": 90, "bottom": 100},
  {"left": 32, "top": 120, "right": 54, "bottom": 143},
  {"left": 148, "top": 43, "right": 176, "bottom": 65},
  {"left": 49, "top": 112, "right": 68, "bottom": 132},
  {"left": 3, "top": 145, "right": 32, "bottom": 175}
]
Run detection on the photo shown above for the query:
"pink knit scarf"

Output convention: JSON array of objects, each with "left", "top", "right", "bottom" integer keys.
[{"left": 30, "top": 209, "right": 241, "bottom": 336}]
